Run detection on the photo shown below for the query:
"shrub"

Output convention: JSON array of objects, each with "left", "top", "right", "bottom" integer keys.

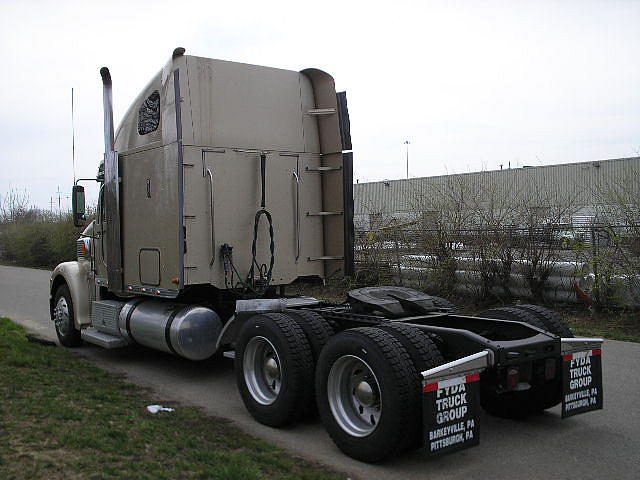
[{"left": 0, "top": 211, "right": 80, "bottom": 269}]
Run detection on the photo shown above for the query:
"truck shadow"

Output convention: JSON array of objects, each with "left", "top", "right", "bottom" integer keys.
[{"left": 76, "top": 341, "right": 233, "bottom": 379}]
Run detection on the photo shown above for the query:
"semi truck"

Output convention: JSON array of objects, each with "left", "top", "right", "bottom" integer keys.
[{"left": 50, "top": 48, "right": 604, "bottom": 462}]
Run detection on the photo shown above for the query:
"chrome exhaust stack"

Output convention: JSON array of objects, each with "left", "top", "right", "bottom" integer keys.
[
  {"left": 100, "top": 67, "right": 123, "bottom": 293},
  {"left": 99, "top": 67, "right": 115, "bottom": 153}
]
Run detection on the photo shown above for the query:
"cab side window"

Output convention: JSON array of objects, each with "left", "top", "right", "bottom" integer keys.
[{"left": 137, "top": 90, "right": 160, "bottom": 135}]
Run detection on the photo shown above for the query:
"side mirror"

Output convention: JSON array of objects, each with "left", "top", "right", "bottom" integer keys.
[{"left": 72, "top": 185, "right": 86, "bottom": 227}]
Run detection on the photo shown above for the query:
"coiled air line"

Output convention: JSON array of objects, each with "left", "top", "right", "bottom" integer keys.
[{"left": 222, "top": 152, "right": 275, "bottom": 297}]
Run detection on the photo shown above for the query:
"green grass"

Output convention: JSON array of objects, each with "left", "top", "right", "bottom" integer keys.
[
  {"left": 567, "top": 315, "right": 640, "bottom": 343},
  {"left": 572, "top": 326, "right": 640, "bottom": 343},
  {"left": 0, "top": 318, "right": 345, "bottom": 480}
]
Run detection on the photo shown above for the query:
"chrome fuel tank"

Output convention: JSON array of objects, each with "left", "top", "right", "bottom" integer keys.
[{"left": 119, "top": 299, "right": 222, "bottom": 360}]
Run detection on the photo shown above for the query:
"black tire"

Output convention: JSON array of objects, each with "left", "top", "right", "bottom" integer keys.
[
  {"left": 477, "top": 307, "right": 547, "bottom": 330},
  {"left": 376, "top": 323, "right": 443, "bottom": 452},
  {"left": 284, "top": 309, "right": 335, "bottom": 417},
  {"left": 429, "top": 295, "right": 458, "bottom": 313},
  {"left": 284, "top": 309, "right": 335, "bottom": 361},
  {"left": 513, "top": 304, "right": 573, "bottom": 338},
  {"left": 52, "top": 284, "right": 82, "bottom": 347},
  {"left": 476, "top": 307, "right": 560, "bottom": 418},
  {"left": 235, "top": 313, "right": 314, "bottom": 427},
  {"left": 315, "top": 327, "right": 416, "bottom": 462}
]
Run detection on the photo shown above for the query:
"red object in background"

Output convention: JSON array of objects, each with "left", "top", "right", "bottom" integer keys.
[{"left": 572, "top": 281, "right": 594, "bottom": 306}]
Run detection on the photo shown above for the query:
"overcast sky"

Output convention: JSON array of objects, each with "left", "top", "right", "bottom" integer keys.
[{"left": 1, "top": 0, "right": 638, "bottom": 210}]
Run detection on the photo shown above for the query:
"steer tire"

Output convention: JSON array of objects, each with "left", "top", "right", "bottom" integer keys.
[
  {"left": 513, "top": 304, "right": 573, "bottom": 338},
  {"left": 315, "top": 327, "right": 416, "bottom": 462},
  {"left": 476, "top": 307, "right": 561, "bottom": 418},
  {"left": 52, "top": 285, "right": 82, "bottom": 347},
  {"left": 429, "top": 296, "right": 458, "bottom": 313},
  {"left": 235, "top": 313, "right": 315, "bottom": 427},
  {"left": 377, "top": 323, "right": 443, "bottom": 452}
]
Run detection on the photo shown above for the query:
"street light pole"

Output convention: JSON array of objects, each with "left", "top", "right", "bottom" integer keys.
[{"left": 404, "top": 140, "right": 410, "bottom": 179}]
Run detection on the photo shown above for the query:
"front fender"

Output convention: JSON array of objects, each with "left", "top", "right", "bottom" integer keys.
[{"left": 50, "top": 261, "right": 91, "bottom": 328}]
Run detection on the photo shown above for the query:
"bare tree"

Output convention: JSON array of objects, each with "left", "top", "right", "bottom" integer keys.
[
  {"left": 514, "top": 182, "right": 580, "bottom": 303},
  {"left": 407, "top": 175, "right": 475, "bottom": 297},
  {"left": 589, "top": 163, "right": 640, "bottom": 308},
  {"left": 467, "top": 180, "right": 520, "bottom": 301},
  {"left": 0, "top": 189, "right": 31, "bottom": 224}
]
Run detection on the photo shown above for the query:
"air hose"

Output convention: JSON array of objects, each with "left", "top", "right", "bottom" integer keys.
[{"left": 222, "top": 153, "right": 275, "bottom": 297}]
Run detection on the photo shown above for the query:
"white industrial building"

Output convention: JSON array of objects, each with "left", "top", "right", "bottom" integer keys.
[{"left": 354, "top": 156, "right": 640, "bottom": 230}]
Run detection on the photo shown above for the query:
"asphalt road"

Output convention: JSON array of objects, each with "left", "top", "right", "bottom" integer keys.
[{"left": 1, "top": 264, "right": 639, "bottom": 479}]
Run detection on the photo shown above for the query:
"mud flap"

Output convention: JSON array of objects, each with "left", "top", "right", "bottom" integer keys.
[
  {"left": 561, "top": 338, "right": 604, "bottom": 418},
  {"left": 421, "top": 350, "right": 491, "bottom": 456}
]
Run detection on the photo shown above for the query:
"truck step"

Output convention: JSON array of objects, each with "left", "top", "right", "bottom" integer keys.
[
  {"left": 81, "top": 328, "right": 128, "bottom": 349},
  {"left": 307, "top": 108, "right": 336, "bottom": 115},
  {"left": 306, "top": 211, "right": 343, "bottom": 216},
  {"left": 223, "top": 350, "right": 236, "bottom": 359},
  {"left": 305, "top": 166, "right": 342, "bottom": 172},
  {"left": 308, "top": 255, "right": 344, "bottom": 261}
]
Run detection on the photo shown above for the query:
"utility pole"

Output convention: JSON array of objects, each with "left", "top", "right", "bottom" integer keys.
[
  {"left": 56, "top": 186, "right": 63, "bottom": 216},
  {"left": 71, "top": 88, "right": 77, "bottom": 184},
  {"left": 404, "top": 140, "right": 410, "bottom": 179}
]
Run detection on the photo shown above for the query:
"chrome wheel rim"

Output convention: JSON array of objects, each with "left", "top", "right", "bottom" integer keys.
[
  {"left": 243, "top": 336, "right": 282, "bottom": 405},
  {"left": 54, "top": 296, "right": 70, "bottom": 336},
  {"left": 327, "top": 355, "right": 382, "bottom": 437}
]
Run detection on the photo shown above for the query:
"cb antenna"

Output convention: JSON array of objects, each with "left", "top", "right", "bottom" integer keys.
[{"left": 71, "top": 87, "right": 77, "bottom": 183}]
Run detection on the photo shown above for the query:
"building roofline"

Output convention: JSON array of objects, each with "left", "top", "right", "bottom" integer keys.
[{"left": 355, "top": 156, "right": 640, "bottom": 187}]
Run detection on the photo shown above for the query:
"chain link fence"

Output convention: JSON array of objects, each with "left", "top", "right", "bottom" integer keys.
[{"left": 354, "top": 224, "right": 640, "bottom": 308}]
